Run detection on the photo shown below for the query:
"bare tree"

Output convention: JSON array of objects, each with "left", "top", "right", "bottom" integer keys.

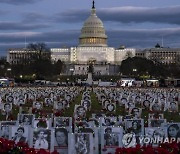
[{"left": 27, "top": 43, "right": 50, "bottom": 60}]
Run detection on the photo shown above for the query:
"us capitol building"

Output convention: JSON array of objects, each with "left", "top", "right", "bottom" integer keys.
[
  {"left": 50, "top": 1, "right": 135, "bottom": 75},
  {"left": 7, "top": 1, "right": 180, "bottom": 75}
]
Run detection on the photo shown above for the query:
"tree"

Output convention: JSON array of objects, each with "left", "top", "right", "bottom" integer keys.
[
  {"left": 27, "top": 43, "right": 52, "bottom": 77},
  {"left": 0, "top": 57, "right": 10, "bottom": 77},
  {"left": 53, "top": 60, "right": 64, "bottom": 75},
  {"left": 120, "top": 57, "right": 167, "bottom": 78},
  {"left": 27, "top": 43, "right": 50, "bottom": 60}
]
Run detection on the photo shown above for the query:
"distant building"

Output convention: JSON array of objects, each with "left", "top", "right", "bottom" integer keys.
[
  {"left": 136, "top": 45, "right": 180, "bottom": 65},
  {"left": 7, "top": 48, "right": 35, "bottom": 64},
  {"left": 7, "top": 48, "right": 50, "bottom": 65}
]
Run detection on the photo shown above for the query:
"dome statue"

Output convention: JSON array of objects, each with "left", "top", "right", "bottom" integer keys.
[{"left": 79, "top": 0, "right": 108, "bottom": 47}]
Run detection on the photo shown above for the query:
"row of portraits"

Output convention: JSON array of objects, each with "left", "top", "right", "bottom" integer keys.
[{"left": 0, "top": 122, "right": 179, "bottom": 154}]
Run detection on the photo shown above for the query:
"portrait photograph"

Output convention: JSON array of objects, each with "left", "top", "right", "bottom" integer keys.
[
  {"left": 125, "top": 119, "right": 144, "bottom": 137},
  {"left": 101, "top": 117, "right": 117, "bottom": 127},
  {"left": 148, "top": 119, "right": 166, "bottom": 127},
  {"left": 101, "top": 127, "right": 123, "bottom": 153},
  {"left": 0, "top": 121, "right": 17, "bottom": 139},
  {"left": 150, "top": 102, "right": 162, "bottom": 112},
  {"left": 32, "top": 128, "right": 53, "bottom": 152},
  {"left": 18, "top": 114, "right": 34, "bottom": 126},
  {"left": 68, "top": 133, "right": 93, "bottom": 154},
  {"left": 102, "top": 99, "right": 111, "bottom": 110},
  {"left": 120, "top": 98, "right": 128, "bottom": 105},
  {"left": 125, "top": 101, "right": 135, "bottom": 110},
  {"left": 54, "top": 128, "right": 68, "bottom": 154},
  {"left": 54, "top": 117, "right": 72, "bottom": 129},
  {"left": 62, "top": 99, "right": 69, "bottom": 109},
  {"left": 163, "top": 123, "right": 180, "bottom": 140},
  {"left": 106, "top": 103, "right": 116, "bottom": 112},
  {"left": 168, "top": 102, "right": 178, "bottom": 112},
  {"left": 92, "top": 113, "right": 105, "bottom": 120},
  {"left": 45, "top": 98, "right": 53, "bottom": 106},
  {"left": 54, "top": 101, "right": 65, "bottom": 111},
  {"left": 33, "top": 101, "right": 43, "bottom": 110},
  {"left": 33, "top": 118, "right": 51, "bottom": 129},
  {"left": 81, "top": 100, "right": 91, "bottom": 111},
  {"left": 28, "top": 94, "right": 36, "bottom": 101},
  {"left": 74, "top": 121, "right": 90, "bottom": 131},
  {"left": 6, "top": 95, "right": 14, "bottom": 103},
  {"left": 9, "top": 126, "right": 29, "bottom": 144},
  {"left": 78, "top": 127, "right": 99, "bottom": 154},
  {"left": 149, "top": 113, "right": 164, "bottom": 119},
  {"left": 145, "top": 127, "right": 167, "bottom": 139},
  {"left": 129, "top": 107, "right": 142, "bottom": 118},
  {"left": 142, "top": 100, "right": 150, "bottom": 109},
  {"left": 3, "top": 103, "right": 12, "bottom": 113},
  {"left": 74, "top": 105, "right": 86, "bottom": 120},
  {"left": 145, "top": 127, "right": 167, "bottom": 146},
  {"left": 82, "top": 95, "right": 90, "bottom": 101}
]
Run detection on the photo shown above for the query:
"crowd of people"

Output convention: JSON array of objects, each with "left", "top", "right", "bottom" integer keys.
[{"left": 0, "top": 87, "right": 179, "bottom": 153}]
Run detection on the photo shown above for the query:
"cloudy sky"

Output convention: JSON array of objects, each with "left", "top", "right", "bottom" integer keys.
[{"left": 0, "top": 0, "right": 180, "bottom": 55}]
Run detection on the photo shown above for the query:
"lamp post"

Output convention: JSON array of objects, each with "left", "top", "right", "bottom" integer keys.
[
  {"left": 7, "top": 68, "right": 11, "bottom": 78},
  {"left": 133, "top": 69, "right": 137, "bottom": 77},
  {"left": 70, "top": 68, "right": 74, "bottom": 76}
]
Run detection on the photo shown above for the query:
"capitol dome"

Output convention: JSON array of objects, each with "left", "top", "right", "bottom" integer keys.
[{"left": 79, "top": 1, "right": 107, "bottom": 47}]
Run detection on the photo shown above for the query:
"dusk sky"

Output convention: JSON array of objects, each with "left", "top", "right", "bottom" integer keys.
[{"left": 0, "top": 0, "right": 180, "bottom": 55}]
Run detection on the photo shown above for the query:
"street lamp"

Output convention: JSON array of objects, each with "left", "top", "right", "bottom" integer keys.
[
  {"left": 133, "top": 69, "right": 137, "bottom": 72},
  {"left": 133, "top": 69, "right": 137, "bottom": 77},
  {"left": 6, "top": 68, "right": 11, "bottom": 78},
  {"left": 70, "top": 68, "right": 74, "bottom": 75}
]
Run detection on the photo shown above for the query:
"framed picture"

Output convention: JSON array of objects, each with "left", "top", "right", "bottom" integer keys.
[
  {"left": 32, "top": 128, "right": 53, "bottom": 152},
  {"left": 150, "top": 102, "right": 162, "bottom": 112},
  {"left": 3, "top": 103, "right": 12, "bottom": 113},
  {"left": 129, "top": 107, "right": 142, "bottom": 118},
  {"left": 18, "top": 114, "right": 34, "bottom": 126},
  {"left": 45, "top": 98, "right": 53, "bottom": 106},
  {"left": 68, "top": 133, "right": 93, "bottom": 154},
  {"left": 33, "top": 101, "right": 43, "bottom": 110},
  {"left": 145, "top": 127, "right": 167, "bottom": 146},
  {"left": 74, "top": 105, "right": 86, "bottom": 120},
  {"left": 142, "top": 100, "right": 150, "bottom": 109},
  {"left": 106, "top": 103, "right": 116, "bottom": 112},
  {"left": 168, "top": 102, "right": 178, "bottom": 112},
  {"left": 9, "top": 126, "right": 30, "bottom": 144},
  {"left": 54, "top": 117, "right": 72, "bottom": 132},
  {"left": 102, "top": 99, "right": 111, "bottom": 109},
  {"left": 125, "top": 101, "right": 135, "bottom": 110},
  {"left": 92, "top": 113, "right": 105, "bottom": 119},
  {"left": 125, "top": 119, "right": 144, "bottom": 137},
  {"left": 163, "top": 123, "right": 180, "bottom": 139},
  {"left": 78, "top": 127, "right": 99, "bottom": 154},
  {"left": 54, "top": 128, "right": 69, "bottom": 154},
  {"left": 148, "top": 119, "right": 166, "bottom": 127},
  {"left": 101, "top": 127, "right": 123, "bottom": 153},
  {"left": 0, "top": 121, "right": 17, "bottom": 139},
  {"left": 145, "top": 127, "right": 167, "bottom": 139},
  {"left": 6, "top": 95, "right": 14, "bottom": 103},
  {"left": 100, "top": 117, "right": 117, "bottom": 127},
  {"left": 54, "top": 101, "right": 65, "bottom": 111},
  {"left": 33, "top": 118, "right": 52, "bottom": 129},
  {"left": 149, "top": 113, "right": 164, "bottom": 119},
  {"left": 81, "top": 100, "right": 91, "bottom": 111}
]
